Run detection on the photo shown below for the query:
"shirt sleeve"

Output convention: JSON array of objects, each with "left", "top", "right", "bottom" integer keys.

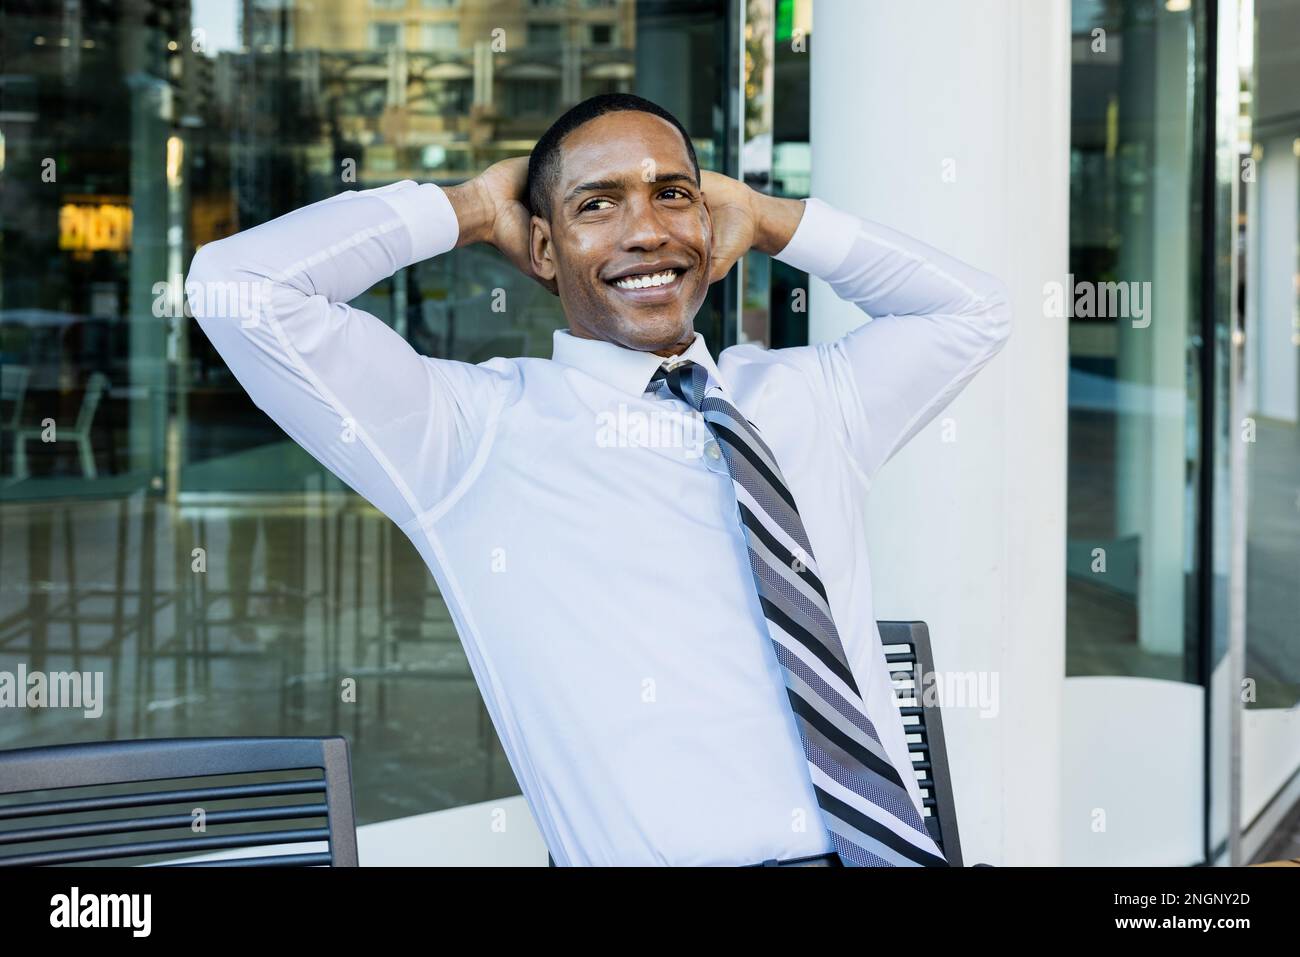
[
  {"left": 772, "top": 197, "right": 1012, "bottom": 484},
  {"left": 185, "top": 179, "right": 514, "bottom": 528}
]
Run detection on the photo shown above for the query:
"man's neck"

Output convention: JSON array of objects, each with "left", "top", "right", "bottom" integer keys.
[
  {"left": 564, "top": 324, "right": 694, "bottom": 359},
  {"left": 651, "top": 341, "right": 693, "bottom": 358}
]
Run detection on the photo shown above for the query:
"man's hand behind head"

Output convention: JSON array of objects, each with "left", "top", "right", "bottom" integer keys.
[
  {"left": 700, "top": 170, "right": 758, "bottom": 285},
  {"left": 448, "top": 157, "right": 559, "bottom": 296}
]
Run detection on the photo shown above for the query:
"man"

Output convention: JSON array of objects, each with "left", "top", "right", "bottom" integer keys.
[{"left": 186, "top": 93, "right": 1011, "bottom": 867}]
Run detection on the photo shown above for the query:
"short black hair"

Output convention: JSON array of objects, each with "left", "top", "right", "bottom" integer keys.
[{"left": 525, "top": 93, "right": 701, "bottom": 221}]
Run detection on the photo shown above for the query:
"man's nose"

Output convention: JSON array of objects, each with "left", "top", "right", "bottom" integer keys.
[{"left": 621, "top": 196, "right": 671, "bottom": 250}]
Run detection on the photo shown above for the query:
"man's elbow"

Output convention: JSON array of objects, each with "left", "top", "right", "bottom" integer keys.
[
  {"left": 185, "top": 241, "right": 230, "bottom": 320},
  {"left": 187, "top": 236, "right": 234, "bottom": 283},
  {"left": 185, "top": 239, "right": 268, "bottom": 327}
]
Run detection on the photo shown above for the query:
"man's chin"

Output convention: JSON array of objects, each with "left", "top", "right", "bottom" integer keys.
[
  {"left": 608, "top": 316, "right": 693, "bottom": 354},
  {"left": 630, "top": 330, "right": 694, "bottom": 355}
]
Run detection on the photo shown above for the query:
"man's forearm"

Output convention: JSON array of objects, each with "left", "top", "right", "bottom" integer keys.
[
  {"left": 445, "top": 180, "right": 493, "bottom": 250},
  {"left": 751, "top": 192, "right": 807, "bottom": 258},
  {"left": 184, "top": 179, "right": 477, "bottom": 528},
  {"left": 773, "top": 197, "right": 1011, "bottom": 323},
  {"left": 191, "top": 180, "right": 460, "bottom": 312},
  {"left": 770, "top": 195, "right": 1012, "bottom": 482}
]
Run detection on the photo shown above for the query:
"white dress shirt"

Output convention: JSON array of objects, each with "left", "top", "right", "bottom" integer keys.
[{"left": 186, "top": 179, "right": 1012, "bottom": 866}]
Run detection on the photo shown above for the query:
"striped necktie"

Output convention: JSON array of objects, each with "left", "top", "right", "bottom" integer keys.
[{"left": 646, "top": 359, "right": 948, "bottom": 868}]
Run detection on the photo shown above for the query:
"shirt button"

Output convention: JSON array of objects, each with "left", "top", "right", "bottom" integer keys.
[{"left": 704, "top": 440, "right": 722, "bottom": 462}]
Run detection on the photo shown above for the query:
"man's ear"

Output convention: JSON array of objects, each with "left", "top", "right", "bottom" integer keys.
[{"left": 530, "top": 214, "right": 559, "bottom": 297}]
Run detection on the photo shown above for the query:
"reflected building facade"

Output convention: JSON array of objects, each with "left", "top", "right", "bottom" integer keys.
[{"left": 0, "top": 0, "right": 812, "bottom": 839}]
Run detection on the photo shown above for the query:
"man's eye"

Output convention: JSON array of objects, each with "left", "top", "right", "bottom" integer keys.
[
  {"left": 660, "top": 187, "right": 692, "bottom": 200},
  {"left": 580, "top": 198, "right": 613, "bottom": 212}
]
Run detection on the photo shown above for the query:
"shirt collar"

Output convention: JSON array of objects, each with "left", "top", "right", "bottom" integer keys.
[{"left": 551, "top": 328, "right": 724, "bottom": 396}]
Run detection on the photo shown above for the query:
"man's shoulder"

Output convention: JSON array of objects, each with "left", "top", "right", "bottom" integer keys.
[
  {"left": 421, "top": 353, "right": 551, "bottom": 378},
  {"left": 420, "top": 353, "right": 585, "bottom": 404},
  {"left": 718, "top": 340, "right": 826, "bottom": 381}
]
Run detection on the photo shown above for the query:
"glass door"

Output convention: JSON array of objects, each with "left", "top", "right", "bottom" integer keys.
[{"left": 1064, "top": 0, "right": 1223, "bottom": 865}]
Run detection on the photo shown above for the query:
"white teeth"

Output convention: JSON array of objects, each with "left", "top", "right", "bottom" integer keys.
[{"left": 613, "top": 270, "right": 678, "bottom": 290}]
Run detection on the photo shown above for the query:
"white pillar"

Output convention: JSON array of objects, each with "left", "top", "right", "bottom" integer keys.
[
  {"left": 808, "top": 0, "right": 1070, "bottom": 865},
  {"left": 1253, "top": 136, "right": 1299, "bottom": 424},
  {"left": 1113, "top": 6, "right": 1193, "bottom": 658}
]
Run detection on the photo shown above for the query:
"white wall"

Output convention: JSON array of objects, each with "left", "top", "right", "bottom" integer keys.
[
  {"left": 807, "top": 0, "right": 1071, "bottom": 865},
  {"left": 1242, "top": 707, "right": 1300, "bottom": 847},
  {"left": 1062, "top": 678, "right": 1204, "bottom": 865},
  {"left": 352, "top": 795, "right": 547, "bottom": 865}
]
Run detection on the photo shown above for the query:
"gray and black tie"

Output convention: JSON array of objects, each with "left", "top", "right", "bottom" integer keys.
[{"left": 646, "top": 360, "right": 948, "bottom": 868}]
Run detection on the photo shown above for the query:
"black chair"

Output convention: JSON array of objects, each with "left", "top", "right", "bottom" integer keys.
[
  {"left": 547, "top": 620, "right": 964, "bottom": 867},
  {"left": 0, "top": 736, "right": 358, "bottom": 866},
  {"left": 878, "top": 620, "right": 963, "bottom": 867}
]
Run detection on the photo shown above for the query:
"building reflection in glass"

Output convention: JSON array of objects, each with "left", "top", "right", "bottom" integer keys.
[{"left": 0, "top": 0, "right": 807, "bottom": 830}]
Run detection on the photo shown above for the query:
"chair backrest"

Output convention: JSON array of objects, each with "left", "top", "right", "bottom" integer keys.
[
  {"left": 878, "top": 620, "right": 963, "bottom": 867},
  {"left": 0, "top": 736, "right": 358, "bottom": 867},
  {"left": 73, "top": 370, "right": 110, "bottom": 432},
  {"left": 0, "top": 363, "right": 30, "bottom": 427}
]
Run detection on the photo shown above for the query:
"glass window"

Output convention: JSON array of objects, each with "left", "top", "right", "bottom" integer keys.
[
  {"left": 370, "top": 22, "right": 404, "bottom": 48},
  {"left": 0, "top": 0, "right": 759, "bottom": 846},
  {"left": 1066, "top": 0, "right": 1209, "bottom": 683},
  {"left": 527, "top": 22, "right": 563, "bottom": 47},
  {"left": 1242, "top": 0, "right": 1300, "bottom": 709},
  {"left": 423, "top": 22, "right": 459, "bottom": 50},
  {"left": 739, "top": 0, "right": 811, "bottom": 349}
]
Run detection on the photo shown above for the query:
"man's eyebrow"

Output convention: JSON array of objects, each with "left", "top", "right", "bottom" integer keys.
[{"left": 563, "top": 171, "right": 698, "bottom": 203}]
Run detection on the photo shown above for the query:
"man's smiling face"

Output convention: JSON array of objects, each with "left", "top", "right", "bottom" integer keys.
[{"left": 529, "top": 111, "right": 713, "bottom": 356}]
